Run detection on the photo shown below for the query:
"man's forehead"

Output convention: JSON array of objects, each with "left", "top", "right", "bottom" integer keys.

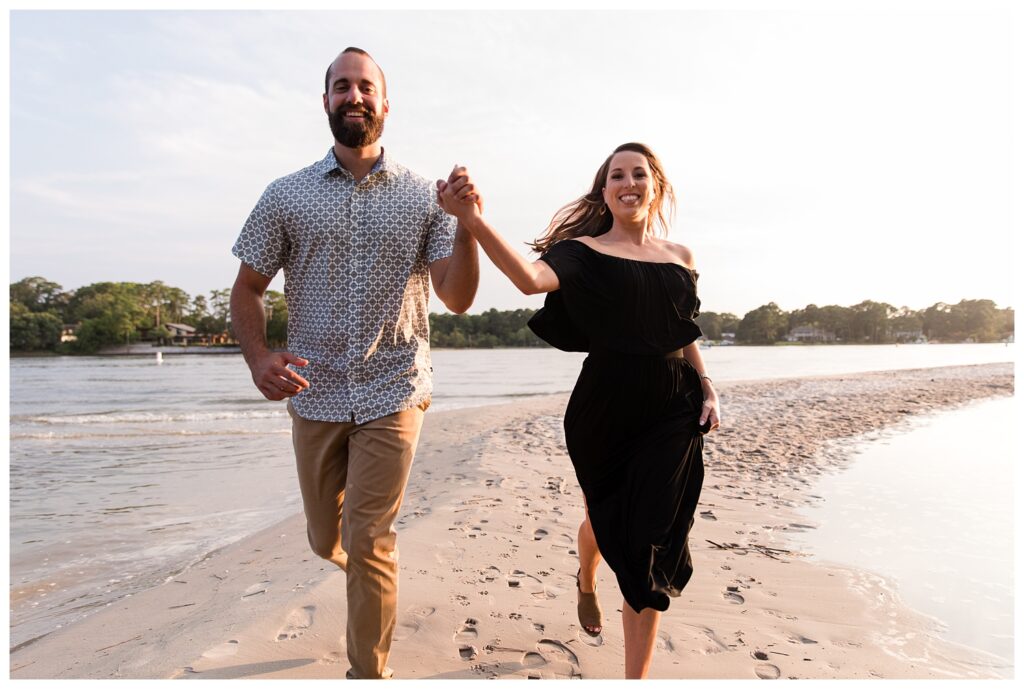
[{"left": 329, "top": 53, "right": 383, "bottom": 86}]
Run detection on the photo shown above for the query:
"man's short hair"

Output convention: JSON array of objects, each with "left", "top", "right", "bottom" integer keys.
[{"left": 324, "top": 47, "right": 387, "bottom": 97}]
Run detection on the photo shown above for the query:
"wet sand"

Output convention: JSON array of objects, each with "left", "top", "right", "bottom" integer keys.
[{"left": 9, "top": 363, "right": 1013, "bottom": 680}]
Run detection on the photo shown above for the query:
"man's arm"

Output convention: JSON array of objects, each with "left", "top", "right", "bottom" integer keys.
[
  {"left": 230, "top": 262, "right": 310, "bottom": 401},
  {"left": 429, "top": 222, "right": 479, "bottom": 314}
]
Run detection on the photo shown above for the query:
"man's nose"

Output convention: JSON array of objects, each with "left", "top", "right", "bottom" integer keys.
[{"left": 343, "top": 86, "right": 363, "bottom": 105}]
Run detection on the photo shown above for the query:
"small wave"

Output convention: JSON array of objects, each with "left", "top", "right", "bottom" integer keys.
[
  {"left": 25, "top": 410, "right": 288, "bottom": 425},
  {"left": 11, "top": 429, "right": 292, "bottom": 440}
]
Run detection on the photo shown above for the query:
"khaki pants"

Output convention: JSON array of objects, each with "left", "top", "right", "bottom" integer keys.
[{"left": 288, "top": 400, "right": 428, "bottom": 679}]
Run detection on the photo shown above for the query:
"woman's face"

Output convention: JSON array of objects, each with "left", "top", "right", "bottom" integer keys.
[{"left": 602, "top": 150, "right": 656, "bottom": 225}]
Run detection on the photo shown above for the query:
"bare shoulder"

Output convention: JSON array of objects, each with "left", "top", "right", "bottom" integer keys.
[{"left": 658, "top": 239, "right": 696, "bottom": 269}]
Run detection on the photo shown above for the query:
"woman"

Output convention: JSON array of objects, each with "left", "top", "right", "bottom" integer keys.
[{"left": 437, "top": 142, "right": 720, "bottom": 679}]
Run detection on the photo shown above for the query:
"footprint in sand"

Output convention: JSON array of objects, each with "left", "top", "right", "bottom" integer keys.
[
  {"left": 755, "top": 663, "right": 781, "bottom": 679},
  {"left": 535, "top": 639, "right": 582, "bottom": 679},
  {"left": 694, "top": 626, "right": 730, "bottom": 655},
  {"left": 319, "top": 651, "right": 343, "bottom": 665},
  {"left": 506, "top": 569, "right": 529, "bottom": 589},
  {"left": 787, "top": 633, "right": 818, "bottom": 645},
  {"left": 548, "top": 533, "right": 575, "bottom": 551},
  {"left": 241, "top": 581, "right": 269, "bottom": 599},
  {"left": 394, "top": 605, "right": 435, "bottom": 641},
  {"left": 522, "top": 651, "right": 546, "bottom": 668},
  {"left": 656, "top": 631, "right": 675, "bottom": 652},
  {"left": 276, "top": 605, "right": 315, "bottom": 641},
  {"left": 723, "top": 588, "right": 745, "bottom": 605},
  {"left": 434, "top": 543, "right": 466, "bottom": 564},
  {"left": 577, "top": 629, "right": 603, "bottom": 647},
  {"left": 700, "top": 510, "right": 718, "bottom": 521},
  {"left": 533, "top": 528, "right": 549, "bottom": 541},
  {"left": 201, "top": 639, "right": 240, "bottom": 659},
  {"left": 454, "top": 618, "right": 479, "bottom": 643}
]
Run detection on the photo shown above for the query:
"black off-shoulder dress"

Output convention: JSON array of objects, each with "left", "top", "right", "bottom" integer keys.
[{"left": 528, "top": 239, "right": 706, "bottom": 613}]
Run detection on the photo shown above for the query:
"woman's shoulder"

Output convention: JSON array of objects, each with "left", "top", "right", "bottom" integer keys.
[{"left": 656, "top": 239, "right": 696, "bottom": 269}]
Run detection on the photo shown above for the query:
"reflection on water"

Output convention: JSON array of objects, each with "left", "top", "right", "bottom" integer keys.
[{"left": 789, "top": 396, "right": 1015, "bottom": 674}]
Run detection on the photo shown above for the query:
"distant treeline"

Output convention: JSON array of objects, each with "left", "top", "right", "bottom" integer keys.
[
  {"left": 9, "top": 276, "right": 288, "bottom": 354},
  {"left": 9, "top": 276, "right": 1014, "bottom": 353}
]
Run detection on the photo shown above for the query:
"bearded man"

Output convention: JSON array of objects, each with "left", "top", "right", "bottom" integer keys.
[{"left": 229, "top": 47, "right": 479, "bottom": 679}]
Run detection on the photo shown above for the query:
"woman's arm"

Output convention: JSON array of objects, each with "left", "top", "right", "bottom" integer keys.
[
  {"left": 436, "top": 167, "right": 559, "bottom": 295},
  {"left": 682, "top": 340, "right": 721, "bottom": 432}
]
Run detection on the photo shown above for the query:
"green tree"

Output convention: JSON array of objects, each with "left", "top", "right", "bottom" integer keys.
[
  {"left": 67, "top": 286, "right": 148, "bottom": 353},
  {"left": 10, "top": 276, "right": 69, "bottom": 315},
  {"left": 265, "top": 290, "right": 289, "bottom": 347},
  {"left": 849, "top": 300, "right": 896, "bottom": 343},
  {"left": 9, "top": 301, "right": 63, "bottom": 351},
  {"left": 737, "top": 303, "right": 788, "bottom": 344},
  {"left": 922, "top": 302, "right": 954, "bottom": 341},
  {"left": 694, "top": 311, "right": 739, "bottom": 340}
]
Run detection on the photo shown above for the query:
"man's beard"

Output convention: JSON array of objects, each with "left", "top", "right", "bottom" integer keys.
[{"left": 328, "top": 106, "right": 385, "bottom": 148}]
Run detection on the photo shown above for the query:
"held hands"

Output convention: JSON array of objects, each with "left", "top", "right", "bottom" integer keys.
[
  {"left": 436, "top": 165, "right": 483, "bottom": 222},
  {"left": 251, "top": 351, "right": 310, "bottom": 401}
]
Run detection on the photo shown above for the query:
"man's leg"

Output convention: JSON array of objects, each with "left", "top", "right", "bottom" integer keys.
[
  {"left": 342, "top": 405, "right": 425, "bottom": 679},
  {"left": 289, "top": 400, "right": 352, "bottom": 571}
]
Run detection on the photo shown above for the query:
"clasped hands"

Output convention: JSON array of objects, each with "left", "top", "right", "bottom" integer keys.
[{"left": 436, "top": 165, "right": 483, "bottom": 222}]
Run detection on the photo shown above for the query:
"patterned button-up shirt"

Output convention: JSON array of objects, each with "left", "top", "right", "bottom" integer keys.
[{"left": 232, "top": 148, "right": 456, "bottom": 423}]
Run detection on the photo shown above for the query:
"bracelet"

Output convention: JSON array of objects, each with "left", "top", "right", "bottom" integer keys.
[{"left": 699, "top": 373, "right": 713, "bottom": 383}]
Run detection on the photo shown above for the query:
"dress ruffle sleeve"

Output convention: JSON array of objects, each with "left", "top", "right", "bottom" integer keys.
[{"left": 527, "top": 241, "right": 590, "bottom": 352}]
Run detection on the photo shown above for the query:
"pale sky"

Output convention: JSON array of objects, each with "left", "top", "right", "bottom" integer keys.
[{"left": 8, "top": 7, "right": 1015, "bottom": 316}]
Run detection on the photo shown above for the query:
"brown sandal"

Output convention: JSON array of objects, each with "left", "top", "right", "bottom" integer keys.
[{"left": 576, "top": 569, "right": 603, "bottom": 636}]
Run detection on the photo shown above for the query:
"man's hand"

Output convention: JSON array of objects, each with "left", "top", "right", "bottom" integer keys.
[
  {"left": 436, "top": 165, "right": 483, "bottom": 221},
  {"left": 250, "top": 351, "right": 310, "bottom": 401}
]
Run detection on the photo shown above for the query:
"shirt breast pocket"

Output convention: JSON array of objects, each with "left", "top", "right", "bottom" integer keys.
[{"left": 366, "top": 209, "right": 422, "bottom": 269}]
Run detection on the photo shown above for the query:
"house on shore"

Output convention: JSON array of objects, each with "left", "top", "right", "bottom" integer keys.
[
  {"left": 785, "top": 325, "right": 836, "bottom": 343},
  {"left": 163, "top": 323, "right": 198, "bottom": 346}
]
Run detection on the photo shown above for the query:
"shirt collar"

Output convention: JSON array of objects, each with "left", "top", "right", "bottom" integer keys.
[{"left": 318, "top": 146, "right": 395, "bottom": 179}]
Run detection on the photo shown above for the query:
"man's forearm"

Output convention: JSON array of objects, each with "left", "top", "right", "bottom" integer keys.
[
  {"left": 437, "top": 224, "right": 480, "bottom": 313},
  {"left": 230, "top": 286, "right": 271, "bottom": 367}
]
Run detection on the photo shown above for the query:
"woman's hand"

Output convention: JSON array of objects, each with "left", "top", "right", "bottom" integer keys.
[
  {"left": 700, "top": 385, "right": 721, "bottom": 433},
  {"left": 436, "top": 165, "right": 483, "bottom": 223}
]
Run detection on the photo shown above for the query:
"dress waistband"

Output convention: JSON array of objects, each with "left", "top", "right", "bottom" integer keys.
[{"left": 589, "top": 348, "right": 688, "bottom": 359}]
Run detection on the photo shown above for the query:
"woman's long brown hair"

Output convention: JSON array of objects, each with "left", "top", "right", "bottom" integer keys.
[{"left": 528, "top": 142, "right": 675, "bottom": 255}]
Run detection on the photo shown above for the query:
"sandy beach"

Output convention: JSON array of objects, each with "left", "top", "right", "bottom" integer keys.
[{"left": 9, "top": 362, "right": 1013, "bottom": 680}]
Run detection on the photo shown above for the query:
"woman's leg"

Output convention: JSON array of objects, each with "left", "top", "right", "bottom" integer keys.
[
  {"left": 622, "top": 603, "right": 661, "bottom": 679},
  {"left": 577, "top": 512, "right": 600, "bottom": 593},
  {"left": 576, "top": 498, "right": 603, "bottom": 635}
]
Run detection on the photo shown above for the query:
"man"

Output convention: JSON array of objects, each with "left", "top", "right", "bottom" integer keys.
[{"left": 230, "top": 47, "right": 479, "bottom": 679}]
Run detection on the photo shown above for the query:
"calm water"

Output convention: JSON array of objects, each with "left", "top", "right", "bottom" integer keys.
[
  {"left": 789, "top": 396, "right": 1015, "bottom": 675},
  {"left": 7, "top": 343, "right": 1014, "bottom": 648}
]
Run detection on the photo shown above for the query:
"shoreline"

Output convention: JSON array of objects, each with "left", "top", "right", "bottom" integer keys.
[
  {"left": 9, "top": 339, "right": 1017, "bottom": 357},
  {"left": 9, "top": 363, "right": 1014, "bottom": 679}
]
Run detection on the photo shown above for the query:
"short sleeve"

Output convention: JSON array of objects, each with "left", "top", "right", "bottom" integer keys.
[
  {"left": 232, "top": 184, "right": 289, "bottom": 278},
  {"left": 536, "top": 240, "right": 585, "bottom": 288},
  {"left": 528, "top": 241, "right": 590, "bottom": 352},
  {"left": 425, "top": 203, "right": 457, "bottom": 264}
]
